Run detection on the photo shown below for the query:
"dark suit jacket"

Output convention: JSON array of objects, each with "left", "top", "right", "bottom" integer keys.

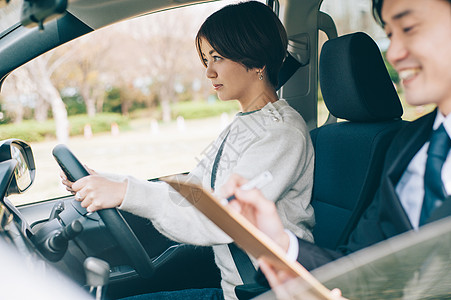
[{"left": 297, "top": 109, "right": 451, "bottom": 271}]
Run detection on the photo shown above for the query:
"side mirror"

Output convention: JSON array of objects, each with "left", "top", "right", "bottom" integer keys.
[{"left": 0, "top": 139, "right": 36, "bottom": 196}]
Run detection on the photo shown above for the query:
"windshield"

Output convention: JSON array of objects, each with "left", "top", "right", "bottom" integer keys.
[
  {"left": 0, "top": 0, "right": 22, "bottom": 35},
  {"left": 1, "top": 0, "right": 243, "bottom": 206}
]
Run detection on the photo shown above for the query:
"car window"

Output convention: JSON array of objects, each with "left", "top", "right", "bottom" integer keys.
[
  {"left": 316, "top": 218, "right": 451, "bottom": 299},
  {"left": 0, "top": 0, "right": 22, "bottom": 35},
  {"left": 319, "top": 0, "right": 435, "bottom": 124},
  {"left": 3, "top": 1, "right": 256, "bottom": 205},
  {"left": 255, "top": 217, "right": 451, "bottom": 299}
]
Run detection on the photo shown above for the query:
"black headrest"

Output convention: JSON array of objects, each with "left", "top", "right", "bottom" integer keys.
[{"left": 319, "top": 32, "right": 402, "bottom": 122}]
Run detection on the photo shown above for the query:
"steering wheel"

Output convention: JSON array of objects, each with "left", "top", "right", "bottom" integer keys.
[{"left": 52, "top": 144, "right": 154, "bottom": 278}]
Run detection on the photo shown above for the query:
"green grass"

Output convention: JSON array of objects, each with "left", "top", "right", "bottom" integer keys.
[
  {"left": 0, "top": 101, "right": 239, "bottom": 142},
  {"left": 0, "top": 120, "right": 54, "bottom": 142},
  {"left": 171, "top": 100, "right": 240, "bottom": 119},
  {"left": 0, "top": 113, "right": 129, "bottom": 142},
  {"left": 67, "top": 113, "right": 129, "bottom": 136},
  {"left": 317, "top": 91, "right": 436, "bottom": 126},
  {"left": 0, "top": 96, "right": 434, "bottom": 143}
]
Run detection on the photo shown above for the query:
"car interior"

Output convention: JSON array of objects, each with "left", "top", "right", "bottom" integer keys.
[{"left": 0, "top": 0, "right": 438, "bottom": 299}]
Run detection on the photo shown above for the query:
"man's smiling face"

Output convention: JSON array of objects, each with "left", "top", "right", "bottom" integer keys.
[{"left": 382, "top": 0, "right": 451, "bottom": 115}]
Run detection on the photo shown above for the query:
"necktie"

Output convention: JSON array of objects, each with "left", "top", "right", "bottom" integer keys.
[{"left": 420, "top": 124, "right": 451, "bottom": 225}]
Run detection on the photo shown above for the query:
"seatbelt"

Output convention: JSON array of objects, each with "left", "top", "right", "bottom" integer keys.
[
  {"left": 228, "top": 243, "right": 257, "bottom": 284},
  {"left": 276, "top": 52, "right": 303, "bottom": 91},
  {"left": 210, "top": 132, "right": 257, "bottom": 285}
]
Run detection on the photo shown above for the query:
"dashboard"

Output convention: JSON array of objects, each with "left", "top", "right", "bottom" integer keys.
[{"left": 0, "top": 139, "right": 221, "bottom": 299}]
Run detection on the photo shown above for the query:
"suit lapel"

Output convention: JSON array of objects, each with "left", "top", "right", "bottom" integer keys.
[
  {"left": 387, "top": 112, "right": 435, "bottom": 183},
  {"left": 381, "top": 110, "right": 437, "bottom": 234}
]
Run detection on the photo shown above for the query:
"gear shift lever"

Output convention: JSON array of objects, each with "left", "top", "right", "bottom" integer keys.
[{"left": 84, "top": 257, "right": 110, "bottom": 300}]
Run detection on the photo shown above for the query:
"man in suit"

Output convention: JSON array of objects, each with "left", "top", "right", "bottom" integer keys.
[{"left": 223, "top": 0, "right": 451, "bottom": 288}]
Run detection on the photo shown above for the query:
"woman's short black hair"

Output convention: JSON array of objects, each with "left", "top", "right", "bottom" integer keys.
[
  {"left": 371, "top": 0, "right": 384, "bottom": 26},
  {"left": 196, "top": 1, "right": 288, "bottom": 88},
  {"left": 372, "top": 0, "right": 451, "bottom": 27}
]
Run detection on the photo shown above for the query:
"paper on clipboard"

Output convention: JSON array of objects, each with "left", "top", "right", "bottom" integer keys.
[{"left": 162, "top": 175, "right": 333, "bottom": 300}]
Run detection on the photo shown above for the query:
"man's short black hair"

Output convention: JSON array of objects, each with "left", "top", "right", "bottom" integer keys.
[
  {"left": 372, "top": 0, "right": 451, "bottom": 27},
  {"left": 196, "top": 1, "right": 288, "bottom": 88}
]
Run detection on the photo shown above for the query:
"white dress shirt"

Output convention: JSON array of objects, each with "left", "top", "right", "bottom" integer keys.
[
  {"left": 285, "top": 229, "right": 300, "bottom": 261},
  {"left": 396, "top": 110, "right": 451, "bottom": 230}
]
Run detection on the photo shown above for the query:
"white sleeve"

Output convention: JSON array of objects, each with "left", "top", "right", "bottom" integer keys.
[
  {"left": 285, "top": 229, "right": 299, "bottom": 262},
  {"left": 119, "top": 171, "right": 233, "bottom": 246}
]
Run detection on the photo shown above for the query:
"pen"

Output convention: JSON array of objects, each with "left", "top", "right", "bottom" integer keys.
[{"left": 226, "top": 171, "right": 273, "bottom": 202}]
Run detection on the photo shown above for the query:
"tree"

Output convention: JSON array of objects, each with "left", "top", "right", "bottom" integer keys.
[
  {"left": 30, "top": 56, "right": 70, "bottom": 143},
  {"left": 124, "top": 7, "right": 207, "bottom": 122},
  {"left": 1, "top": 41, "right": 81, "bottom": 143},
  {"left": 1, "top": 0, "right": 234, "bottom": 132},
  {"left": 53, "top": 32, "right": 115, "bottom": 117}
]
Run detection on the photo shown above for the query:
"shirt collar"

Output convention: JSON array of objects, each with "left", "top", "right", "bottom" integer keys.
[{"left": 433, "top": 109, "right": 451, "bottom": 137}]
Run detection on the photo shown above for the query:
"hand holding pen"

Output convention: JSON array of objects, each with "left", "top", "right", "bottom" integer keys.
[
  {"left": 226, "top": 171, "right": 273, "bottom": 202},
  {"left": 222, "top": 171, "right": 289, "bottom": 251}
]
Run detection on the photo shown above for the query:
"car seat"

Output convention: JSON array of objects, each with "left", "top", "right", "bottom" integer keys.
[{"left": 310, "top": 32, "right": 406, "bottom": 249}]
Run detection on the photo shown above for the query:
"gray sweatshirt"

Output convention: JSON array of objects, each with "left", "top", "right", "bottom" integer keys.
[{"left": 118, "top": 99, "right": 315, "bottom": 299}]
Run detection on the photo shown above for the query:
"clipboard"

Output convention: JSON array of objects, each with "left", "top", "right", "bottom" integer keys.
[{"left": 162, "top": 175, "right": 333, "bottom": 299}]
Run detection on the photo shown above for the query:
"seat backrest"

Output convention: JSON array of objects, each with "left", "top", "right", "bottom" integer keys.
[{"left": 311, "top": 32, "right": 406, "bottom": 249}]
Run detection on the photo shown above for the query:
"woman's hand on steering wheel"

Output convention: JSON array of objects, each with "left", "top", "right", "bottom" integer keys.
[
  {"left": 71, "top": 175, "right": 128, "bottom": 213},
  {"left": 60, "top": 165, "right": 96, "bottom": 194}
]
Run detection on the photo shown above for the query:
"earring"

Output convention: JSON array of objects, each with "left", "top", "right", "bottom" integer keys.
[{"left": 258, "top": 70, "right": 263, "bottom": 81}]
